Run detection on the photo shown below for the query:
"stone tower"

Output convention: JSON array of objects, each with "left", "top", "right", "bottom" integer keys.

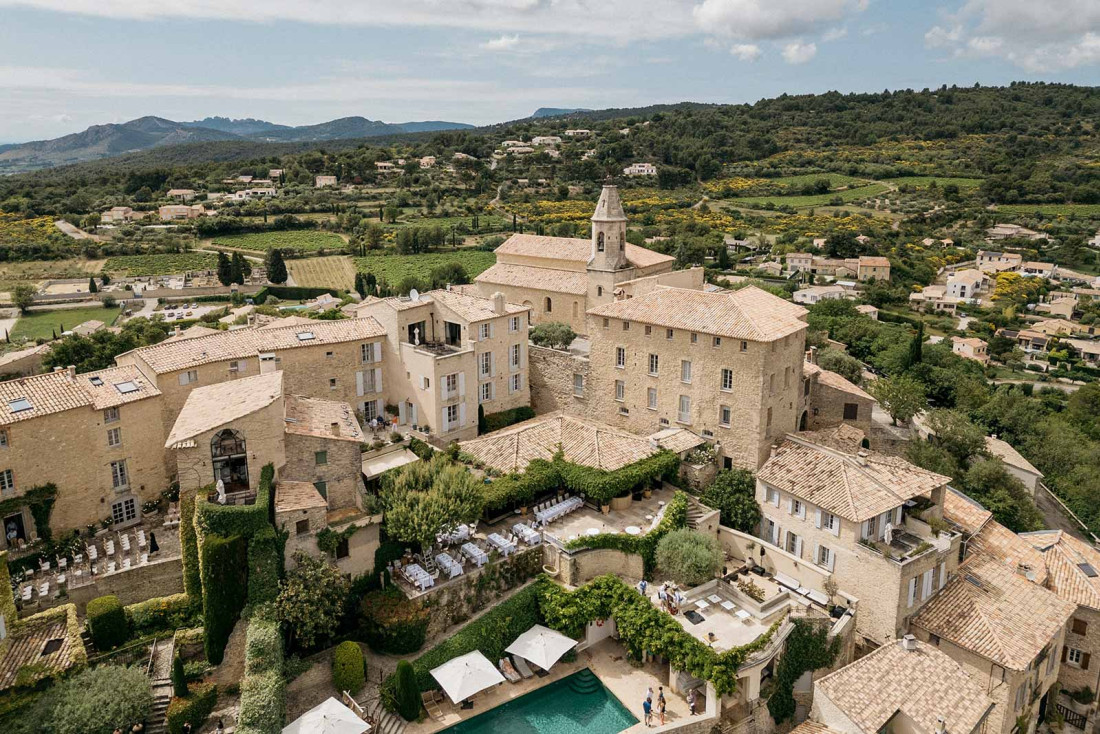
[{"left": 586, "top": 184, "right": 633, "bottom": 309}]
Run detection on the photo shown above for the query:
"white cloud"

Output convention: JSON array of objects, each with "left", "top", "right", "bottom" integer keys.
[
  {"left": 480, "top": 34, "right": 520, "bottom": 51},
  {"left": 781, "top": 40, "right": 817, "bottom": 64},
  {"left": 822, "top": 26, "right": 848, "bottom": 42},
  {"left": 925, "top": 0, "right": 1100, "bottom": 71},
  {"left": 730, "top": 44, "right": 762, "bottom": 61},
  {"left": 692, "top": 0, "right": 866, "bottom": 40}
]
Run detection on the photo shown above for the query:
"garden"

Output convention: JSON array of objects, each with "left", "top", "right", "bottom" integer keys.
[{"left": 10, "top": 304, "right": 122, "bottom": 342}]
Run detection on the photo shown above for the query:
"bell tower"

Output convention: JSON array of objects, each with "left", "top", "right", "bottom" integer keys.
[{"left": 586, "top": 184, "right": 632, "bottom": 309}]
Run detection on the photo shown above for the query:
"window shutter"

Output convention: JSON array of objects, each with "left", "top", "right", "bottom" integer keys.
[
  {"left": 815, "top": 509, "right": 822, "bottom": 529},
  {"left": 420, "top": 376, "right": 428, "bottom": 390},
  {"left": 356, "top": 371, "right": 364, "bottom": 397},
  {"left": 907, "top": 577, "right": 917, "bottom": 608},
  {"left": 799, "top": 504, "right": 806, "bottom": 519},
  {"left": 787, "top": 498, "right": 794, "bottom": 515},
  {"left": 831, "top": 518, "right": 840, "bottom": 537},
  {"left": 490, "top": 323, "right": 495, "bottom": 339},
  {"left": 939, "top": 562, "right": 947, "bottom": 590},
  {"left": 895, "top": 507, "right": 903, "bottom": 525},
  {"left": 794, "top": 536, "right": 803, "bottom": 559},
  {"left": 458, "top": 372, "right": 466, "bottom": 397},
  {"left": 178, "top": 373, "right": 188, "bottom": 386},
  {"left": 490, "top": 353, "right": 495, "bottom": 377},
  {"left": 459, "top": 402, "right": 467, "bottom": 427},
  {"left": 1083, "top": 653, "right": 1091, "bottom": 671},
  {"left": 772, "top": 490, "right": 780, "bottom": 508},
  {"left": 374, "top": 368, "right": 383, "bottom": 393},
  {"left": 812, "top": 542, "right": 820, "bottom": 565},
  {"left": 826, "top": 549, "right": 835, "bottom": 572},
  {"left": 861, "top": 520, "right": 871, "bottom": 539},
  {"left": 375, "top": 399, "right": 384, "bottom": 420}
]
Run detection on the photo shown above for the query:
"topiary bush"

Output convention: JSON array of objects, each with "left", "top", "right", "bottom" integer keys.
[
  {"left": 86, "top": 595, "right": 128, "bottom": 650},
  {"left": 654, "top": 528, "right": 722, "bottom": 587},
  {"left": 166, "top": 682, "right": 217, "bottom": 734},
  {"left": 358, "top": 588, "right": 429, "bottom": 654},
  {"left": 393, "top": 660, "right": 421, "bottom": 721},
  {"left": 200, "top": 534, "right": 248, "bottom": 664},
  {"left": 172, "top": 653, "right": 187, "bottom": 698},
  {"left": 126, "top": 593, "right": 198, "bottom": 636},
  {"left": 247, "top": 526, "right": 281, "bottom": 605},
  {"left": 179, "top": 489, "right": 201, "bottom": 598},
  {"left": 332, "top": 641, "right": 367, "bottom": 695},
  {"left": 483, "top": 405, "right": 537, "bottom": 433}
]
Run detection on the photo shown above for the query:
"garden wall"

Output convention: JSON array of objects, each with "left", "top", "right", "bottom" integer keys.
[
  {"left": 21, "top": 557, "right": 183, "bottom": 617},
  {"left": 550, "top": 545, "right": 644, "bottom": 587}
]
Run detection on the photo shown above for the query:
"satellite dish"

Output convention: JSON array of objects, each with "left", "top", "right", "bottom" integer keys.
[{"left": 409, "top": 288, "right": 419, "bottom": 302}]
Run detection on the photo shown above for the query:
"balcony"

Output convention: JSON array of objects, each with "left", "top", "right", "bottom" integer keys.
[{"left": 856, "top": 515, "right": 956, "bottom": 566}]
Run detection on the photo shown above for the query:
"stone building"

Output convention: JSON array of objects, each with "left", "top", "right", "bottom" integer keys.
[
  {"left": 800, "top": 358, "right": 875, "bottom": 437},
  {"left": 0, "top": 365, "right": 166, "bottom": 548}
]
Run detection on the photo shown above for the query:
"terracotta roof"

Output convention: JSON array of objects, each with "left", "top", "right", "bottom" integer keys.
[
  {"left": 166, "top": 372, "right": 283, "bottom": 446},
  {"left": 1025, "top": 530, "right": 1100, "bottom": 610},
  {"left": 0, "top": 343, "right": 49, "bottom": 368},
  {"left": 495, "top": 233, "right": 675, "bottom": 269},
  {"left": 859, "top": 256, "right": 891, "bottom": 267},
  {"left": 758, "top": 435, "right": 950, "bottom": 522},
  {"left": 258, "top": 315, "right": 315, "bottom": 330},
  {"left": 284, "top": 394, "right": 363, "bottom": 443},
  {"left": 789, "top": 723, "right": 844, "bottom": 734},
  {"left": 795, "top": 424, "right": 867, "bottom": 454},
  {"left": 912, "top": 551, "right": 1075, "bottom": 671},
  {"left": 984, "top": 436, "right": 1041, "bottom": 477},
  {"left": 475, "top": 263, "right": 588, "bottom": 296},
  {"left": 649, "top": 427, "right": 705, "bottom": 455},
  {"left": 0, "top": 364, "right": 159, "bottom": 425},
  {"left": 427, "top": 288, "right": 529, "bottom": 322},
  {"left": 587, "top": 286, "right": 807, "bottom": 342},
  {"left": 814, "top": 638, "right": 994, "bottom": 734},
  {"left": 126, "top": 318, "right": 386, "bottom": 373},
  {"left": 943, "top": 488, "right": 993, "bottom": 535},
  {"left": 944, "top": 489, "right": 1049, "bottom": 585},
  {"left": 274, "top": 480, "right": 328, "bottom": 514},
  {"left": 815, "top": 369, "right": 874, "bottom": 401},
  {"left": 459, "top": 411, "right": 659, "bottom": 473},
  {"left": 0, "top": 608, "right": 81, "bottom": 690}
]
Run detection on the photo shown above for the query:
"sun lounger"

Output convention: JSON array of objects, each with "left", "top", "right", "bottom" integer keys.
[
  {"left": 773, "top": 572, "right": 799, "bottom": 590},
  {"left": 499, "top": 658, "right": 522, "bottom": 683},
  {"left": 421, "top": 691, "right": 444, "bottom": 720},
  {"left": 512, "top": 655, "right": 535, "bottom": 679}
]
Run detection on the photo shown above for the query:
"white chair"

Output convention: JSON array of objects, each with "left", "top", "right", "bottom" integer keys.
[
  {"left": 87, "top": 545, "right": 98, "bottom": 562},
  {"left": 107, "top": 561, "right": 116, "bottom": 573},
  {"left": 140, "top": 553, "right": 149, "bottom": 565},
  {"left": 57, "top": 573, "right": 66, "bottom": 585},
  {"left": 74, "top": 553, "right": 83, "bottom": 565},
  {"left": 122, "top": 558, "right": 131, "bottom": 570},
  {"left": 137, "top": 530, "right": 147, "bottom": 548},
  {"left": 91, "top": 563, "right": 98, "bottom": 575},
  {"left": 58, "top": 557, "right": 67, "bottom": 570},
  {"left": 120, "top": 534, "right": 131, "bottom": 552},
  {"left": 21, "top": 586, "right": 32, "bottom": 601},
  {"left": 40, "top": 560, "right": 50, "bottom": 572},
  {"left": 38, "top": 582, "right": 49, "bottom": 597},
  {"left": 105, "top": 540, "right": 115, "bottom": 556}
]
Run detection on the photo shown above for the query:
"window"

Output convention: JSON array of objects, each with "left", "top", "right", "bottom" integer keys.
[
  {"left": 326, "top": 351, "right": 334, "bottom": 359},
  {"left": 0, "top": 430, "right": 6, "bottom": 448},
  {"left": 921, "top": 568, "right": 934, "bottom": 600},
  {"left": 690, "top": 333, "right": 698, "bottom": 344},
  {"left": 644, "top": 325, "right": 652, "bottom": 336},
  {"left": 766, "top": 407, "right": 772, "bottom": 432},
  {"left": 616, "top": 347, "right": 626, "bottom": 368},
  {"left": 0, "top": 469, "right": 13, "bottom": 497},
  {"left": 766, "top": 487, "right": 780, "bottom": 507},
  {"left": 597, "top": 232, "right": 605, "bottom": 252},
  {"left": 444, "top": 373, "right": 458, "bottom": 397},
  {"left": 446, "top": 403, "right": 461, "bottom": 430},
  {"left": 784, "top": 366, "right": 791, "bottom": 388},
  {"left": 573, "top": 373, "right": 585, "bottom": 398},
  {"left": 804, "top": 379, "right": 811, "bottom": 397},
  {"left": 8, "top": 398, "right": 30, "bottom": 413},
  {"left": 315, "top": 451, "right": 328, "bottom": 466},
  {"left": 295, "top": 519, "right": 310, "bottom": 536},
  {"left": 597, "top": 286, "right": 603, "bottom": 297},
  {"left": 1015, "top": 683, "right": 1027, "bottom": 711},
  {"left": 107, "top": 427, "right": 121, "bottom": 447},
  {"left": 648, "top": 354, "right": 658, "bottom": 375},
  {"left": 314, "top": 481, "right": 327, "bottom": 499},
  {"left": 721, "top": 368, "right": 733, "bottom": 391},
  {"left": 336, "top": 538, "right": 350, "bottom": 559},
  {"left": 666, "top": 329, "right": 674, "bottom": 340},
  {"left": 229, "top": 360, "right": 242, "bottom": 373},
  {"left": 619, "top": 407, "right": 629, "bottom": 416},
  {"left": 178, "top": 370, "right": 198, "bottom": 386},
  {"left": 785, "top": 531, "right": 801, "bottom": 557},
  {"left": 363, "top": 400, "right": 378, "bottom": 422},
  {"left": 544, "top": 297, "right": 552, "bottom": 313},
  {"left": 509, "top": 316, "right": 519, "bottom": 332},
  {"left": 104, "top": 407, "right": 119, "bottom": 423},
  {"left": 510, "top": 343, "right": 521, "bottom": 370},
  {"left": 479, "top": 382, "right": 493, "bottom": 403},
  {"left": 510, "top": 374, "right": 522, "bottom": 393},
  {"left": 740, "top": 341, "right": 748, "bottom": 352},
  {"left": 769, "top": 374, "right": 775, "bottom": 393},
  {"left": 791, "top": 499, "right": 805, "bottom": 518},
  {"left": 622, "top": 321, "right": 630, "bottom": 331},
  {"left": 479, "top": 323, "right": 491, "bottom": 340},
  {"left": 816, "top": 545, "right": 833, "bottom": 570},
  {"left": 1073, "top": 618, "right": 1089, "bottom": 636},
  {"left": 603, "top": 318, "right": 610, "bottom": 329},
  {"left": 615, "top": 380, "right": 625, "bottom": 401},
  {"left": 680, "top": 360, "right": 692, "bottom": 383},
  {"left": 479, "top": 352, "right": 492, "bottom": 377},
  {"left": 111, "top": 497, "right": 137, "bottom": 525},
  {"left": 713, "top": 336, "right": 722, "bottom": 347},
  {"left": 719, "top": 405, "right": 731, "bottom": 426},
  {"left": 110, "top": 460, "right": 128, "bottom": 489},
  {"left": 329, "top": 378, "right": 337, "bottom": 390},
  {"left": 1068, "top": 648, "right": 1091, "bottom": 670},
  {"left": 678, "top": 395, "right": 691, "bottom": 424},
  {"left": 843, "top": 403, "right": 859, "bottom": 420},
  {"left": 820, "top": 511, "right": 838, "bottom": 534},
  {"left": 361, "top": 343, "right": 378, "bottom": 362},
  {"left": 648, "top": 388, "right": 658, "bottom": 410}
]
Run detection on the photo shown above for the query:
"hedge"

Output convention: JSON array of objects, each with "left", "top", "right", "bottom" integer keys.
[
  {"left": 481, "top": 458, "right": 559, "bottom": 513},
  {"left": 126, "top": 593, "right": 198, "bottom": 636},
  {"left": 254, "top": 285, "right": 343, "bottom": 303},
  {"left": 237, "top": 609, "right": 286, "bottom": 734},
  {"left": 200, "top": 534, "right": 248, "bottom": 665},
  {"left": 244, "top": 615, "right": 283, "bottom": 676},
  {"left": 247, "top": 526, "right": 281, "bottom": 605},
  {"left": 482, "top": 405, "right": 536, "bottom": 434},
  {"left": 358, "top": 587, "right": 429, "bottom": 654},
  {"left": 0, "top": 551, "right": 16, "bottom": 624},
  {"left": 86, "top": 595, "right": 129, "bottom": 650},
  {"left": 565, "top": 491, "right": 689, "bottom": 575},
  {"left": 393, "top": 661, "right": 421, "bottom": 721},
  {"left": 332, "top": 641, "right": 367, "bottom": 695},
  {"left": 166, "top": 682, "right": 217, "bottom": 734},
  {"left": 179, "top": 490, "right": 201, "bottom": 599}
]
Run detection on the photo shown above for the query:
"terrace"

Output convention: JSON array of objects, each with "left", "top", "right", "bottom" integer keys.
[{"left": 538, "top": 488, "right": 675, "bottom": 543}]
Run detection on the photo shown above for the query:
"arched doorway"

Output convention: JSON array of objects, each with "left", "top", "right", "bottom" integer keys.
[
  {"left": 798, "top": 411, "right": 808, "bottom": 431},
  {"left": 211, "top": 428, "right": 249, "bottom": 491}
]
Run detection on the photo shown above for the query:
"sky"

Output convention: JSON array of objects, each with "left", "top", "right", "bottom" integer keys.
[{"left": 0, "top": 0, "right": 1098, "bottom": 144}]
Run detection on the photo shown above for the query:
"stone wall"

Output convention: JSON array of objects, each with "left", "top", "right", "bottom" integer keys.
[
  {"left": 22, "top": 557, "right": 184, "bottom": 617},
  {"left": 806, "top": 380, "right": 874, "bottom": 438},
  {"left": 557, "top": 546, "right": 645, "bottom": 586},
  {"left": 528, "top": 344, "right": 592, "bottom": 416},
  {"left": 282, "top": 431, "right": 364, "bottom": 512}
]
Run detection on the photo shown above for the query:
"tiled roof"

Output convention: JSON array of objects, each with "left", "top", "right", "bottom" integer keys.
[
  {"left": 1025, "top": 530, "right": 1100, "bottom": 611},
  {"left": 274, "top": 480, "right": 328, "bottom": 514},
  {"left": 649, "top": 427, "right": 705, "bottom": 455},
  {"left": 0, "top": 343, "right": 49, "bottom": 368},
  {"left": 943, "top": 488, "right": 992, "bottom": 535},
  {"left": 475, "top": 263, "right": 588, "bottom": 295},
  {"left": 284, "top": 394, "right": 363, "bottom": 443},
  {"left": 166, "top": 372, "right": 283, "bottom": 446},
  {"left": 458, "top": 411, "right": 659, "bottom": 473},
  {"left": 587, "top": 286, "right": 807, "bottom": 342},
  {"left": 944, "top": 490, "right": 1049, "bottom": 584},
  {"left": 758, "top": 435, "right": 950, "bottom": 522},
  {"left": 258, "top": 315, "right": 315, "bottom": 330},
  {"left": 0, "top": 607, "right": 82, "bottom": 690},
  {"left": 495, "top": 233, "right": 675, "bottom": 269},
  {"left": 984, "top": 436, "right": 1041, "bottom": 477},
  {"left": 0, "top": 364, "right": 159, "bottom": 426},
  {"left": 427, "top": 288, "right": 529, "bottom": 322},
  {"left": 912, "top": 551, "right": 1075, "bottom": 670},
  {"left": 789, "top": 723, "right": 843, "bottom": 734},
  {"left": 126, "top": 318, "right": 386, "bottom": 373},
  {"left": 814, "top": 638, "right": 994, "bottom": 734},
  {"left": 815, "top": 369, "right": 874, "bottom": 401},
  {"left": 795, "top": 424, "right": 867, "bottom": 454},
  {"left": 859, "top": 256, "right": 891, "bottom": 267}
]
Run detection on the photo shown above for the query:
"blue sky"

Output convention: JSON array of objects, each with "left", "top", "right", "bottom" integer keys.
[{"left": 0, "top": 0, "right": 1098, "bottom": 143}]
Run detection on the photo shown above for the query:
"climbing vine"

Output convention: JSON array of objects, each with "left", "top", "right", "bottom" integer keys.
[
  {"left": 316, "top": 524, "right": 360, "bottom": 557},
  {"left": 766, "top": 618, "right": 841, "bottom": 723},
  {"left": 0, "top": 484, "right": 58, "bottom": 541}
]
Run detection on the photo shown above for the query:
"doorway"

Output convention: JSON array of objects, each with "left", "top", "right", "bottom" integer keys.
[{"left": 3, "top": 512, "right": 26, "bottom": 549}]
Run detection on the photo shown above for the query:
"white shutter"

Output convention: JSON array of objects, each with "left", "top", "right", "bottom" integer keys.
[
  {"left": 907, "top": 577, "right": 917, "bottom": 608},
  {"left": 772, "top": 523, "right": 781, "bottom": 545},
  {"left": 178, "top": 373, "right": 188, "bottom": 386},
  {"left": 772, "top": 490, "right": 780, "bottom": 508},
  {"left": 794, "top": 536, "right": 803, "bottom": 559},
  {"left": 374, "top": 368, "right": 383, "bottom": 393},
  {"left": 922, "top": 569, "right": 934, "bottom": 600},
  {"left": 831, "top": 516, "right": 840, "bottom": 537},
  {"left": 356, "top": 371, "right": 364, "bottom": 397},
  {"left": 798, "top": 503, "right": 806, "bottom": 520},
  {"left": 375, "top": 399, "right": 384, "bottom": 420},
  {"left": 939, "top": 561, "right": 947, "bottom": 590},
  {"left": 896, "top": 507, "right": 903, "bottom": 525},
  {"left": 490, "top": 323, "right": 495, "bottom": 339},
  {"left": 420, "top": 376, "right": 428, "bottom": 390},
  {"left": 787, "top": 498, "right": 794, "bottom": 515},
  {"left": 459, "top": 402, "right": 467, "bottom": 427},
  {"left": 458, "top": 372, "right": 465, "bottom": 397},
  {"left": 815, "top": 509, "right": 822, "bottom": 529},
  {"left": 238, "top": 360, "right": 247, "bottom": 372},
  {"left": 398, "top": 401, "right": 407, "bottom": 424},
  {"left": 826, "top": 548, "right": 835, "bottom": 572},
  {"left": 490, "top": 352, "right": 495, "bottom": 377},
  {"left": 812, "top": 542, "right": 820, "bottom": 566}
]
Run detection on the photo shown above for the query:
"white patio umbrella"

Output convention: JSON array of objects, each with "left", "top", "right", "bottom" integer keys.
[
  {"left": 282, "top": 697, "right": 370, "bottom": 734},
  {"left": 505, "top": 624, "right": 578, "bottom": 671},
  {"left": 430, "top": 650, "right": 506, "bottom": 703}
]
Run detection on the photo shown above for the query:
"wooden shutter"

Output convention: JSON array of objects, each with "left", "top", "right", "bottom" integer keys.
[
  {"left": 356, "top": 371, "right": 364, "bottom": 397},
  {"left": 1083, "top": 653, "right": 1091, "bottom": 671},
  {"left": 458, "top": 372, "right": 466, "bottom": 398},
  {"left": 815, "top": 509, "right": 822, "bottom": 529}
]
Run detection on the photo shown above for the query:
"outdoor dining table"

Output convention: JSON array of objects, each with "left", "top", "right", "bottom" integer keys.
[
  {"left": 435, "top": 553, "right": 463, "bottom": 579},
  {"left": 487, "top": 533, "right": 516, "bottom": 557},
  {"left": 461, "top": 542, "right": 488, "bottom": 567},
  {"left": 403, "top": 563, "right": 434, "bottom": 590},
  {"left": 438, "top": 524, "right": 470, "bottom": 546},
  {"left": 513, "top": 523, "right": 541, "bottom": 545}
]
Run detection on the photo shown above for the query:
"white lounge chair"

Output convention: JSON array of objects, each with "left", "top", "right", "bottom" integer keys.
[
  {"left": 499, "top": 658, "right": 522, "bottom": 683},
  {"left": 512, "top": 656, "right": 535, "bottom": 679}
]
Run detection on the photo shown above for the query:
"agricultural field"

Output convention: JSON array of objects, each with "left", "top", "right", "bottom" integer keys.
[
  {"left": 11, "top": 305, "right": 121, "bottom": 342},
  {"left": 704, "top": 173, "right": 869, "bottom": 198},
  {"left": 287, "top": 255, "right": 357, "bottom": 290},
  {"left": 881, "top": 176, "right": 984, "bottom": 190},
  {"left": 210, "top": 230, "right": 347, "bottom": 253},
  {"left": 103, "top": 253, "right": 218, "bottom": 276},
  {"left": 0, "top": 258, "right": 104, "bottom": 293},
  {"left": 381, "top": 211, "right": 508, "bottom": 233},
  {"left": 725, "top": 183, "right": 892, "bottom": 210},
  {"left": 993, "top": 204, "right": 1100, "bottom": 217},
  {"left": 353, "top": 251, "right": 496, "bottom": 286}
]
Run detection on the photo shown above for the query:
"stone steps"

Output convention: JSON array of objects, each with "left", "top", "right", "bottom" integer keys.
[{"left": 365, "top": 698, "right": 406, "bottom": 734}]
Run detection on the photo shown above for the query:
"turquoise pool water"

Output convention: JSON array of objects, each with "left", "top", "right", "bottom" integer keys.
[{"left": 440, "top": 668, "right": 638, "bottom": 734}]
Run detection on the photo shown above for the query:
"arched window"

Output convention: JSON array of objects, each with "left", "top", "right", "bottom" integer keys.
[
  {"left": 572, "top": 301, "right": 579, "bottom": 318},
  {"left": 597, "top": 286, "right": 603, "bottom": 297},
  {"left": 211, "top": 429, "right": 246, "bottom": 458},
  {"left": 597, "top": 232, "right": 605, "bottom": 252},
  {"left": 545, "top": 297, "right": 553, "bottom": 313},
  {"left": 211, "top": 428, "right": 249, "bottom": 491}
]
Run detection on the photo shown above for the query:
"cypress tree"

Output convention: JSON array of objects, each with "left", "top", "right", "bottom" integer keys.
[
  {"left": 88, "top": 277, "right": 98, "bottom": 293},
  {"left": 171, "top": 653, "right": 187, "bottom": 698},
  {"left": 907, "top": 322, "right": 924, "bottom": 368},
  {"left": 265, "top": 248, "right": 288, "bottom": 284},
  {"left": 477, "top": 404, "right": 488, "bottom": 435},
  {"left": 230, "top": 252, "right": 245, "bottom": 285},
  {"left": 216, "top": 252, "right": 233, "bottom": 286}
]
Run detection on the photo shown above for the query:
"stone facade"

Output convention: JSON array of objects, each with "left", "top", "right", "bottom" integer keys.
[
  {"left": 1060, "top": 608, "right": 1100, "bottom": 705},
  {"left": 802, "top": 371, "right": 874, "bottom": 437},
  {"left": 173, "top": 397, "right": 286, "bottom": 494},
  {"left": 528, "top": 344, "right": 592, "bottom": 416},
  {"left": 283, "top": 430, "right": 364, "bottom": 512}
]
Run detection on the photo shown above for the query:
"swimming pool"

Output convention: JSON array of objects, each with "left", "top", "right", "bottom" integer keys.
[{"left": 440, "top": 668, "right": 638, "bottom": 734}]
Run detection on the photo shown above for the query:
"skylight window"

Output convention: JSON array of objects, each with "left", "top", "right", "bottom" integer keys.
[
  {"left": 1080, "top": 563, "right": 1098, "bottom": 578},
  {"left": 8, "top": 398, "right": 31, "bottom": 413},
  {"left": 114, "top": 381, "right": 138, "bottom": 394},
  {"left": 89, "top": 377, "right": 104, "bottom": 386},
  {"left": 296, "top": 331, "right": 315, "bottom": 341}
]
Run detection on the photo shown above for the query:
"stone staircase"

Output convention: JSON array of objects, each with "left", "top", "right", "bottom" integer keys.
[
  {"left": 145, "top": 682, "right": 173, "bottom": 734},
  {"left": 686, "top": 501, "right": 706, "bottom": 529},
  {"left": 362, "top": 698, "right": 406, "bottom": 734}
]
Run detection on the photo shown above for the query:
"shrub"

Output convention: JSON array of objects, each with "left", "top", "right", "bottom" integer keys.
[
  {"left": 86, "top": 595, "right": 128, "bottom": 650},
  {"left": 358, "top": 588, "right": 429, "bottom": 654},
  {"left": 699, "top": 469, "right": 761, "bottom": 532},
  {"left": 566, "top": 491, "right": 688, "bottom": 575},
  {"left": 179, "top": 490, "right": 201, "bottom": 598},
  {"left": 332, "top": 641, "right": 367, "bottom": 695},
  {"left": 529, "top": 321, "right": 576, "bottom": 350},
  {"left": 393, "top": 661, "right": 422, "bottom": 721},
  {"left": 126, "top": 593, "right": 197, "bottom": 636},
  {"left": 48, "top": 665, "right": 153, "bottom": 734},
  {"left": 244, "top": 615, "right": 284, "bottom": 676},
  {"left": 275, "top": 552, "right": 348, "bottom": 651},
  {"left": 655, "top": 529, "right": 722, "bottom": 587},
  {"left": 483, "top": 405, "right": 536, "bottom": 433},
  {"left": 201, "top": 534, "right": 248, "bottom": 664},
  {"left": 166, "top": 682, "right": 217, "bottom": 734},
  {"left": 237, "top": 668, "right": 285, "bottom": 734},
  {"left": 172, "top": 653, "right": 187, "bottom": 698},
  {"left": 247, "top": 526, "right": 281, "bottom": 605}
]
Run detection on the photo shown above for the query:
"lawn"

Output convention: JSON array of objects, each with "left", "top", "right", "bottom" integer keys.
[
  {"left": 353, "top": 251, "right": 496, "bottom": 286},
  {"left": 210, "top": 230, "right": 347, "bottom": 253},
  {"left": 881, "top": 176, "right": 984, "bottom": 190},
  {"left": 729, "top": 183, "right": 891, "bottom": 210},
  {"left": 994, "top": 204, "right": 1100, "bottom": 217},
  {"left": 103, "top": 253, "right": 218, "bottom": 276},
  {"left": 287, "top": 255, "right": 357, "bottom": 290},
  {"left": 12, "top": 305, "right": 121, "bottom": 341}
]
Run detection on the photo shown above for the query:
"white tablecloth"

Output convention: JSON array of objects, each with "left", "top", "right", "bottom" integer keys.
[
  {"left": 461, "top": 542, "right": 488, "bottom": 567},
  {"left": 403, "top": 563, "right": 434, "bottom": 590},
  {"left": 435, "top": 553, "right": 462, "bottom": 579},
  {"left": 487, "top": 533, "right": 516, "bottom": 557},
  {"left": 513, "top": 523, "right": 541, "bottom": 545}
]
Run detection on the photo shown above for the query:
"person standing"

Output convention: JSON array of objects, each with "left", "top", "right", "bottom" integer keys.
[
  {"left": 643, "top": 697, "right": 652, "bottom": 727},
  {"left": 658, "top": 689, "right": 667, "bottom": 725},
  {"left": 687, "top": 688, "right": 697, "bottom": 716}
]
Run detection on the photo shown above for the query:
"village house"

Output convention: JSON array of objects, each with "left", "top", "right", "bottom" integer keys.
[
  {"left": 951, "top": 337, "right": 990, "bottom": 365},
  {"left": 531, "top": 136, "right": 562, "bottom": 146},
  {"left": 564, "top": 129, "right": 592, "bottom": 137},
  {"left": 623, "top": 162, "right": 657, "bottom": 176},
  {"left": 99, "top": 206, "right": 137, "bottom": 223},
  {"left": 800, "top": 360, "right": 875, "bottom": 437},
  {"left": 946, "top": 269, "right": 987, "bottom": 300},
  {"left": 166, "top": 189, "right": 196, "bottom": 202},
  {"left": 787, "top": 254, "right": 890, "bottom": 282},
  {"left": 977, "top": 250, "right": 1024, "bottom": 273},
  {"left": 1037, "top": 295, "right": 1078, "bottom": 319},
  {"left": 157, "top": 204, "right": 205, "bottom": 221},
  {"left": 857, "top": 256, "right": 891, "bottom": 282},
  {"left": 419, "top": 156, "right": 436, "bottom": 168},
  {"left": 855, "top": 304, "right": 879, "bottom": 320},
  {"left": 794, "top": 285, "right": 848, "bottom": 305},
  {"left": 1021, "top": 261, "right": 1056, "bottom": 278},
  {"left": 314, "top": 175, "right": 337, "bottom": 187},
  {"left": 987, "top": 223, "right": 1044, "bottom": 241},
  {"left": 909, "top": 285, "right": 962, "bottom": 314}
]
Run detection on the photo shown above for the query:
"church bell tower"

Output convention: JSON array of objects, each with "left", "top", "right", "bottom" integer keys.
[{"left": 587, "top": 184, "right": 632, "bottom": 308}]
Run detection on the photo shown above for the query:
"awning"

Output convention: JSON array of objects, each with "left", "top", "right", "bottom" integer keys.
[
  {"left": 282, "top": 697, "right": 369, "bottom": 734},
  {"left": 430, "top": 650, "right": 505, "bottom": 703},
  {"left": 362, "top": 448, "right": 420, "bottom": 480},
  {"left": 505, "top": 624, "right": 578, "bottom": 671}
]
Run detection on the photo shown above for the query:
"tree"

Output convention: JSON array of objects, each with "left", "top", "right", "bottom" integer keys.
[
  {"left": 275, "top": 551, "right": 349, "bottom": 650},
  {"left": 354, "top": 272, "right": 367, "bottom": 298},
  {"left": 817, "top": 347, "right": 863, "bottom": 385},
  {"left": 172, "top": 653, "right": 188, "bottom": 698},
  {"left": 265, "top": 248, "right": 288, "bottom": 284},
  {"left": 230, "top": 252, "right": 247, "bottom": 284},
  {"left": 699, "top": 469, "right": 760, "bottom": 532},
  {"left": 332, "top": 641, "right": 367, "bottom": 695},
  {"left": 88, "top": 277, "right": 98, "bottom": 293},
  {"left": 364, "top": 272, "right": 378, "bottom": 296},
  {"left": 529, "top": 321, "right": 576, "bottom": 350},
  {"left": 13, "top": 284, "right": 34, "bottom": 314},
  {"left": 48, "top": 665, "right": 153, "bottom": 734},
  {"left": 215, "top": 252, "right": 233, "bottom": 286},
  {"left": 869, "top": 375, "right": 926, "bottom": 425},
  {"left": 429, "top": 262, "right": 469, "bottom": 288},
  {"left": 926, "top": 409, "right": 987, "bottom": 465},
  {"left": 906, "top": 322, "right": 924, "bottom": 368},
  {"left": 655, "top": 528, "right": 722, "bottom": 587},
  {"left": 381, "top": 454, "right": 484, "bottom": 549},
  {"left": 477, "top": 403, "right": 488, "bottom": 435},
  {"left": 715, "top": 245, "right": 731, "bottom": 270},
  {"left": 961, "top": 459, "right": 1044, "bottom": 532},
  {"left": 767, "top": 620, "right": 839, "bottom": 724},
  {"left": 394, "top": 660, "right": 421, "bottom": 721}
]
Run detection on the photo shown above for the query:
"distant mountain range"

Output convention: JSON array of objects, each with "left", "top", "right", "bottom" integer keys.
[
  {"left": 0, "top": 115, "right": 475, "bottom": 173},
  {"left": 530, "top": 107, "right": 593, "bottom": 118}
]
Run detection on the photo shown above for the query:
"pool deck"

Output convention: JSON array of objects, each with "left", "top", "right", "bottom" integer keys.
[{"left": 406, "top": 638, "right": 693, "bottom": 733}]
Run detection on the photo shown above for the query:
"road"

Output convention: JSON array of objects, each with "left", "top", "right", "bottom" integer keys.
[
  {"left": 54, "top": 220, "right": 102, "bottom": 241},
  {"left": 1035, "top": 484, "right": 1093, "bottom": 542},
  {"left": 990, "top": 378, "right": 1083, "bottom": 394}
]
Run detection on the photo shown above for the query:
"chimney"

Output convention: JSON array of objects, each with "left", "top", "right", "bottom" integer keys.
[
  {"left": 808, "top": 345, "right": 819, "bottom": 365},
  {"left": 492, "top": 292, "right": 506, "bottom": 316},
  {"left": 67, "top": 365, "right": 76, "bottom": 380},
  {"left": 331, "top": 421, "right": 340, "bottom": 437},
  {"left": 900, "top": 634, "right": 918, "bottom": 651},
  {"left": 856, "top": 450, "right": 869, "bottom": 466},
  {"left": 936, "top": 717, "right": 947, "bottom": 734}
]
